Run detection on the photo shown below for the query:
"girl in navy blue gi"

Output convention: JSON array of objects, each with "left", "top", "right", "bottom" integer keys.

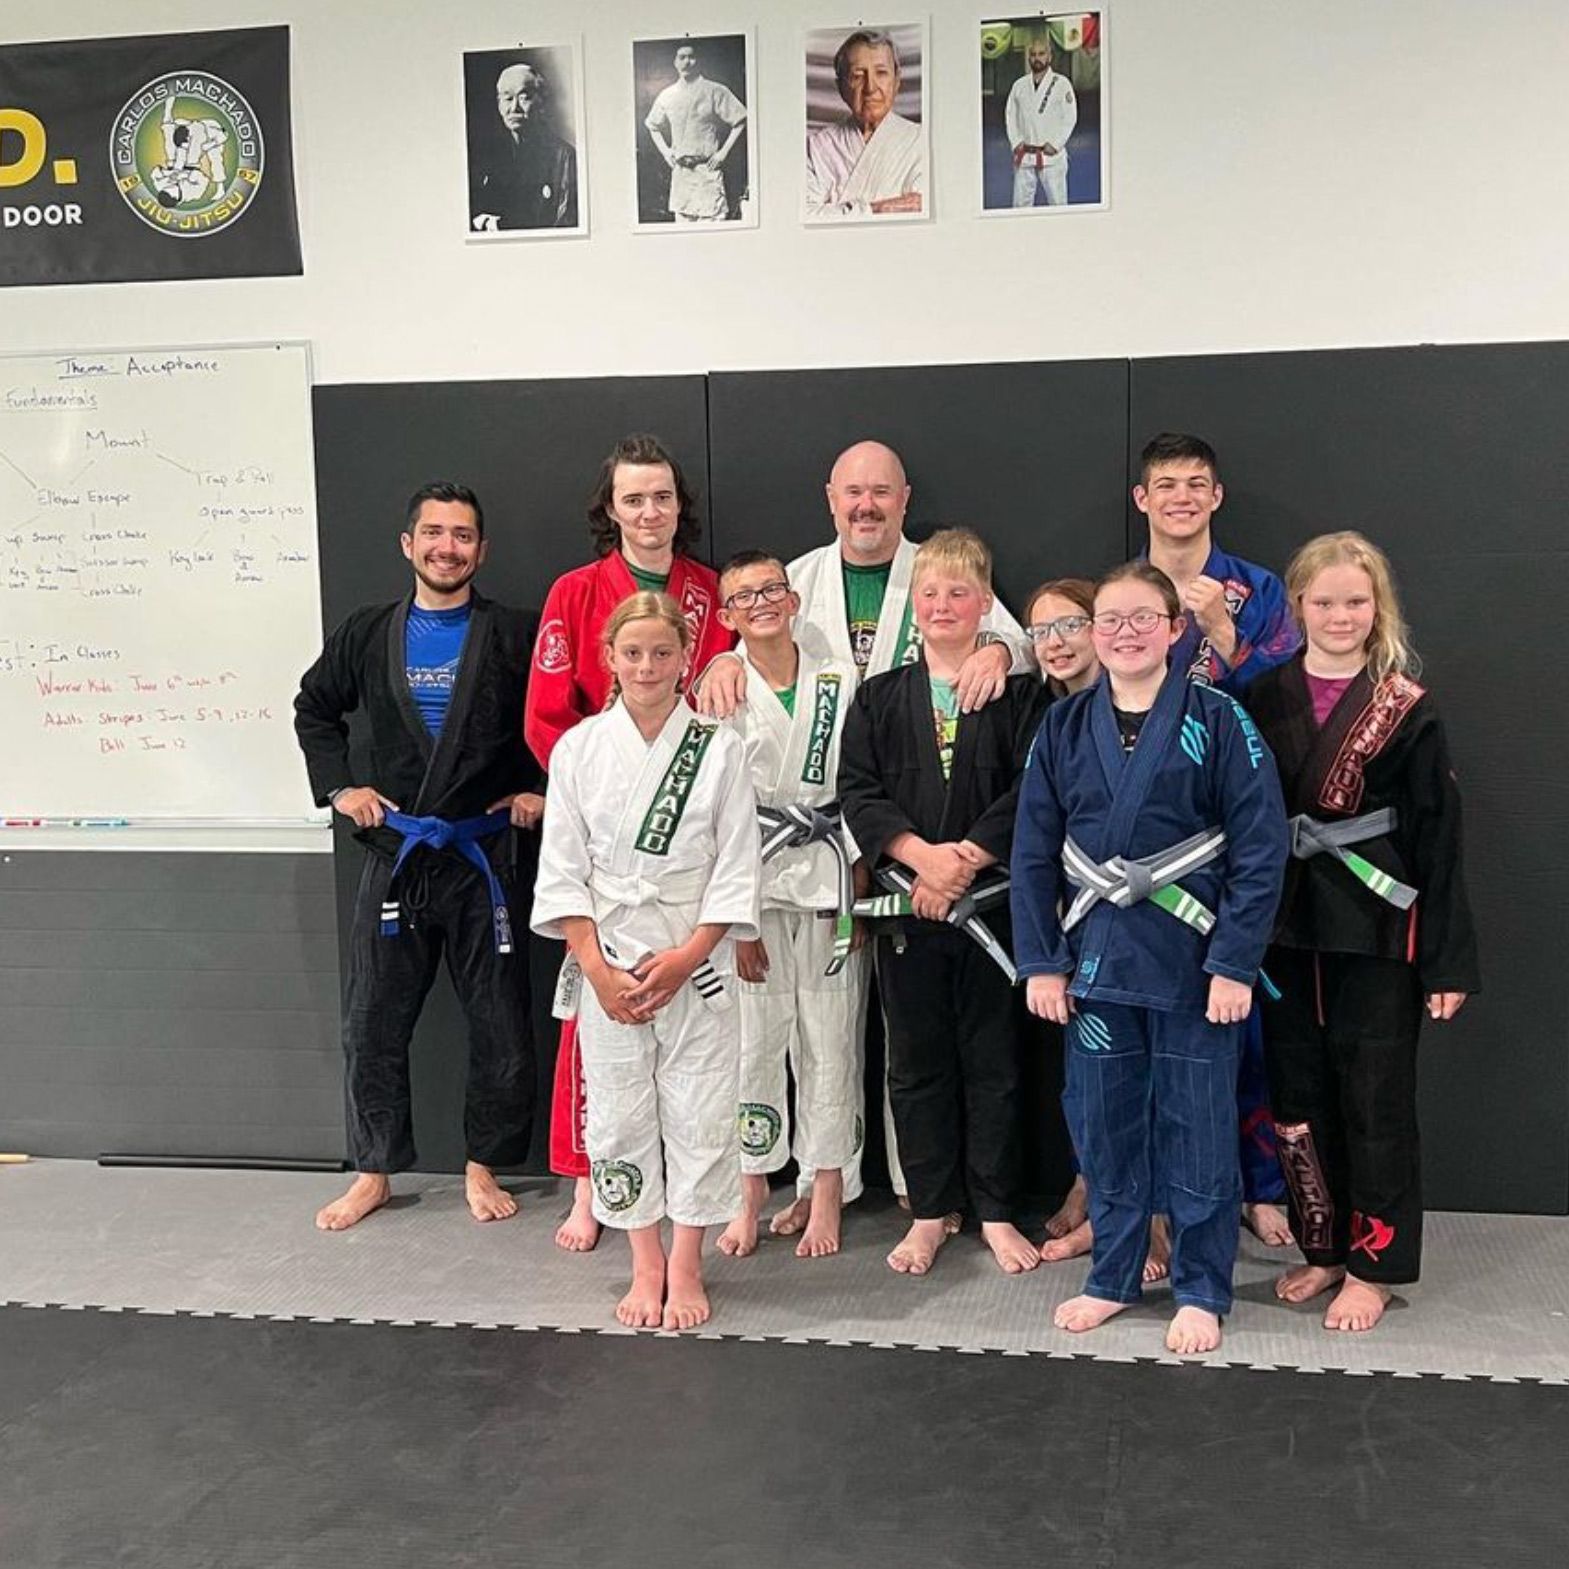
[{"left": 1013, "top": 562, "right": 1289, "bottom": 1355}]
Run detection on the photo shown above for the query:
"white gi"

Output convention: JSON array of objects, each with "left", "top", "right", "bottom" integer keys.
[
  {"left": 805, "top": 112, "right": 925, "bottom": 220},
  {"left": 1004, "top": 68, "right": 1077, "bottom": 207},
  {"left": 788, "top": 537, "right": 1030, "bottom": 677},
  {"left": 533, "top": 702, "right": 761, "bottom": 1230},
  {"left": 777, "top": 539, "right": 1028, "bottom": 1198},
  {"left": 727, "top": 643, "right": 869, "bottom": 1197},
  {"left": 645, "top": 74, "right": 747, "bottom": 221}
]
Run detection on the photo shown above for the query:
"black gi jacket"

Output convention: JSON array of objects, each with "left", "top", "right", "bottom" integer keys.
[
  {"left": 293, "top": 590, "right": 542, "bottom": 865},
  {"left": 1247, "top": 655, "right": 1480, "bottom": 995},
  {"left": 839, "top": 661, "right": 1050, "bottom": 873}
]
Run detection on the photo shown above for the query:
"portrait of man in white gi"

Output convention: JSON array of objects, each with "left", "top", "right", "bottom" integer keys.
[
  {"left": 463, "top": 42, "right": 588, "bottom": 239},
  {"left": 979, "top": 13, "right": 1107, "bottom": 215},
  {"left": 633, "top": 33, "right": 755, "bottom": 229},
  {"left": 803, "top": 22, "right": 929, "bottom": 225}
]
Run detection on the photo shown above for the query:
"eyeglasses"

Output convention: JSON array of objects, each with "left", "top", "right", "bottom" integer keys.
[
  {"left": 723, "top": 580, "right": 791, "bottom": 611},
  {"left": 1091, "top": 609, "right": 1171, "bottom": 635},
  {"left": 1025, "top": 616, "right": 1091, "bottom": 642}
]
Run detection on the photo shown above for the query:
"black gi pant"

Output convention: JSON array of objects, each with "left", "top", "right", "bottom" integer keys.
[
  {"left": 878, "top": 922, "right": 1022, "bottom": 1223},
  {"left": 342, "top": 849, "right": 534, "bottom": 1173},
  {"left": 1261, "top": 946, "right": 1422, "bottom": 1284}
]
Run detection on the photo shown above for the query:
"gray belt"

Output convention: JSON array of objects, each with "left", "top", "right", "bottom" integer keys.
[
  {"left": 1289, "top": 807, "right": 1417, "bottom": 909},
  {"left": 757, "top": 803, "right": 854, "bottom": 919},
  {"left": 758, "top": 802, "right": 857, "bottom": 976},
  {"left": 855, "top": 864, "right": 1017, "bottom": 984},
  {"left": 1062, "top": 828, "right": 1228, "bottom": 934}
]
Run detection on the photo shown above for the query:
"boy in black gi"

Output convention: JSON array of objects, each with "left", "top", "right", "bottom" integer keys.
[
  {"left": 294, "top": 481, "right": 544, "bottom": 1230},
  {"left": 839, "top": 528, "right": 1048, "bottom": 1276}
]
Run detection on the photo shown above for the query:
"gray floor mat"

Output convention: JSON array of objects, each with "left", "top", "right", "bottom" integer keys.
[{"left": 3, "top": 1159, "right": 1565, "bottom": 1379}]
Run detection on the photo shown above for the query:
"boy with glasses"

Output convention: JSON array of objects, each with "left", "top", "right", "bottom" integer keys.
[{"left": 715, "top": 552, "right": 868, "bottom": 1259}]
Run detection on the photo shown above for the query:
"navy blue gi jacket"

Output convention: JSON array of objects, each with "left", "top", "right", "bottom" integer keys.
[{"left": 1011, "top": 668, "right": 1289, "bottom": 1011}]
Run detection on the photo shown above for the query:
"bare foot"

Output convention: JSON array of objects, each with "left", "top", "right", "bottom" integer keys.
[
  {"left": 662, "top": 1265, "right": 712, "bottom": 1331},
  {"left": 616, "top": 1264, "right": 666, "bottom": 1329},
  {"left": 1324, "top": 1276, "right": 1391, "bottom": 1332},
  {"left": 1243, "top": 1201, "right": 1296, "bottom": 1247},
  {"left": 718, "top": 1173, "right": 769, "bottom": 1258},
  {"left": 1166, "top": 1305, "right": 1223, "bottom": 1355},
  {"left": 768, "top": 1194, "right": 813, "bottom": 1237},
  {"left": 1143, "top": 1213, "right": 1172, "bottom": 1283},
  {"left": 982, "top": 1221, "right": 1041, "bottom": 1275},
  {"left": 464, "top": 1162, "right": 518, "bottom": 1222},
  {"left": 1275, "top": 1263, "right": 1346, "bottom": 1303},
  {"left": 1040, "top": 1217, "right": 1093, "bottom": 1263},
  {"left": 1055, "top": 1294, "right": 1129, "bottom": 1333},
  {"left": 888, "top": 1217, "right": 950, "bottom": 1276},
  {"left": 1046, "top": 1174, "right": 1089, "bottom": 1240},
  {"left": 555, "top": 1175, "right": 601, "bottom": 1253},
  {"left": 797, "top": 1170, "right": 843, "bottom": 1259},
  {"left": 315, "top": 1173, "right": 390, "bottom": 1232}
]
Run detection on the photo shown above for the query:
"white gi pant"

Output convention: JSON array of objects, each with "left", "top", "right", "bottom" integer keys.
[
  {"left": 1013, "top": 159, "right": 1068, "bottom": 207},
  {"left": 578, "top": 970, "right": 741, "bottom": 1230},
  {"left": 792, "top": 944, "right": 907, "bottom": 1201},
  {"left": 739, "top": 907, "right": 867, "bottom": 1192}
]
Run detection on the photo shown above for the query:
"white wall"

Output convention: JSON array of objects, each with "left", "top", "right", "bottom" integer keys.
[{"left": 3, "top": 0, "right": 1566, "bottom": 384}]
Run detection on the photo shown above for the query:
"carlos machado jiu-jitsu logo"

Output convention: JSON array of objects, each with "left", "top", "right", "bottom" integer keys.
[{"left": 111, "top": 70, "right": 265, "bottom": 235}]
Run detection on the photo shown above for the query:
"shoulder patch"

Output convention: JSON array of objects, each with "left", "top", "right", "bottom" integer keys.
[{"left": 535, "top": 618, "right": 571, "bottom": 674}]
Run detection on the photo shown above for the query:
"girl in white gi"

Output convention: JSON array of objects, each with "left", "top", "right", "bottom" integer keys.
[
  {"left": 532, "top": 593, "right": 761, "bottom": 1330},
  {"left": 712, "top": 551, "right": 868, "bottom": 1261}
]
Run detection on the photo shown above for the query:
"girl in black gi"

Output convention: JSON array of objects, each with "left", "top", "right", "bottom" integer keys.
[{"left": 1248, "top": 532, "right": 1479, "bottom": 1332}]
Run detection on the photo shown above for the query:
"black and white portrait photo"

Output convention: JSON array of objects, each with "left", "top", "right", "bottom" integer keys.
[
  {"left": 464, "top": 42, "right": 588, "bottom": 239},
  {"left": 633, "top": 33, "right": 755, "bottom": 230}
]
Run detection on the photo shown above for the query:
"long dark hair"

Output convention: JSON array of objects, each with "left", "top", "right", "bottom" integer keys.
[{"left": 586, "top": 433, "right": 704, "bottom": 559}]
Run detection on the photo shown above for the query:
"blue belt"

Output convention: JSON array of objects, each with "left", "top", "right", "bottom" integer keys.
[{"left": 380, "top": 809, "right": 514, "bottom": 954}]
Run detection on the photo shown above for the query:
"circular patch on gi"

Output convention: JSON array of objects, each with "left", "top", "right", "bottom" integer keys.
[
  {"left": 592, "top": 1158, "right": 643, "bottom": 1212},
  {"left": 737, "top": 1102, "right": 782, "bottom": 1158},
  {"left": 110, "top": 71, "right": 265, "bottom": 237},
  {"left": 535, "top": 617, "right": 571, "bottom": 674}
]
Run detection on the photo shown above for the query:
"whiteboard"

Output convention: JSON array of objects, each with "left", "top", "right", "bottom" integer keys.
[{"left": 0, "top": 343, "right": 326, "bottom": 827}]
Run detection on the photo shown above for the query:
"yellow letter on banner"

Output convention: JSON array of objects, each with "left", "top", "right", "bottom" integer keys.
[{"left": 0, "top": 109, "right": 48, "bottom": 188}]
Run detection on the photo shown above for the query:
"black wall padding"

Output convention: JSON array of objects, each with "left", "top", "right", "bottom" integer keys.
[
  {"left": 1129, "top": 343, "right": 1569, "bottom": 1213},
  {"left": 706, "top": 360, "right": 1132, "bottom": 601},
  {"left": 303, "top": 350, "right": 1567, "bottom": 1215},
  {"left": 312, "top": 377, "right": 711, "bottom": 1173}
]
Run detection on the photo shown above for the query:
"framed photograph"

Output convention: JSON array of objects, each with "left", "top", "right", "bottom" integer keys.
[
  {"left": 463, "top": 41, "right": 588, "bottom": 239},
  {"left": 978, "top": 12, "right": 1106, "bottom": 215},
  {"left": 803, "top": 20, "right": 929, "bottom": 225},
  {"left": 633, "top": 33, "right": 756, "bottom": 232}
]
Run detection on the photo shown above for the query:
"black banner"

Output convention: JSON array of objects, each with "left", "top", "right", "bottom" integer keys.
[{"left": 0, "top": 25, "right": 300, "bottom": 287}]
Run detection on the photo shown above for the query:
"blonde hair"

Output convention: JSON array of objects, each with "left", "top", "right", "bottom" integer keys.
[
  {"left": 912, "top": 526, "right": 992, "bottom": 590},
  {"left": 601, "top": 591, "right": 693, "bottom": 705},
  {"left": 1284, "top": 531, "right": 1418, "bottom": 683}
]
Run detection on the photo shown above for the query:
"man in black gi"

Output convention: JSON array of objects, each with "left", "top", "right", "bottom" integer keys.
[
  {"left": 470, "top": 60, "right": 579, "bottom": 232},
  {"left": 295, "top": 481, "right": 544, "bottom": 1230}
]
